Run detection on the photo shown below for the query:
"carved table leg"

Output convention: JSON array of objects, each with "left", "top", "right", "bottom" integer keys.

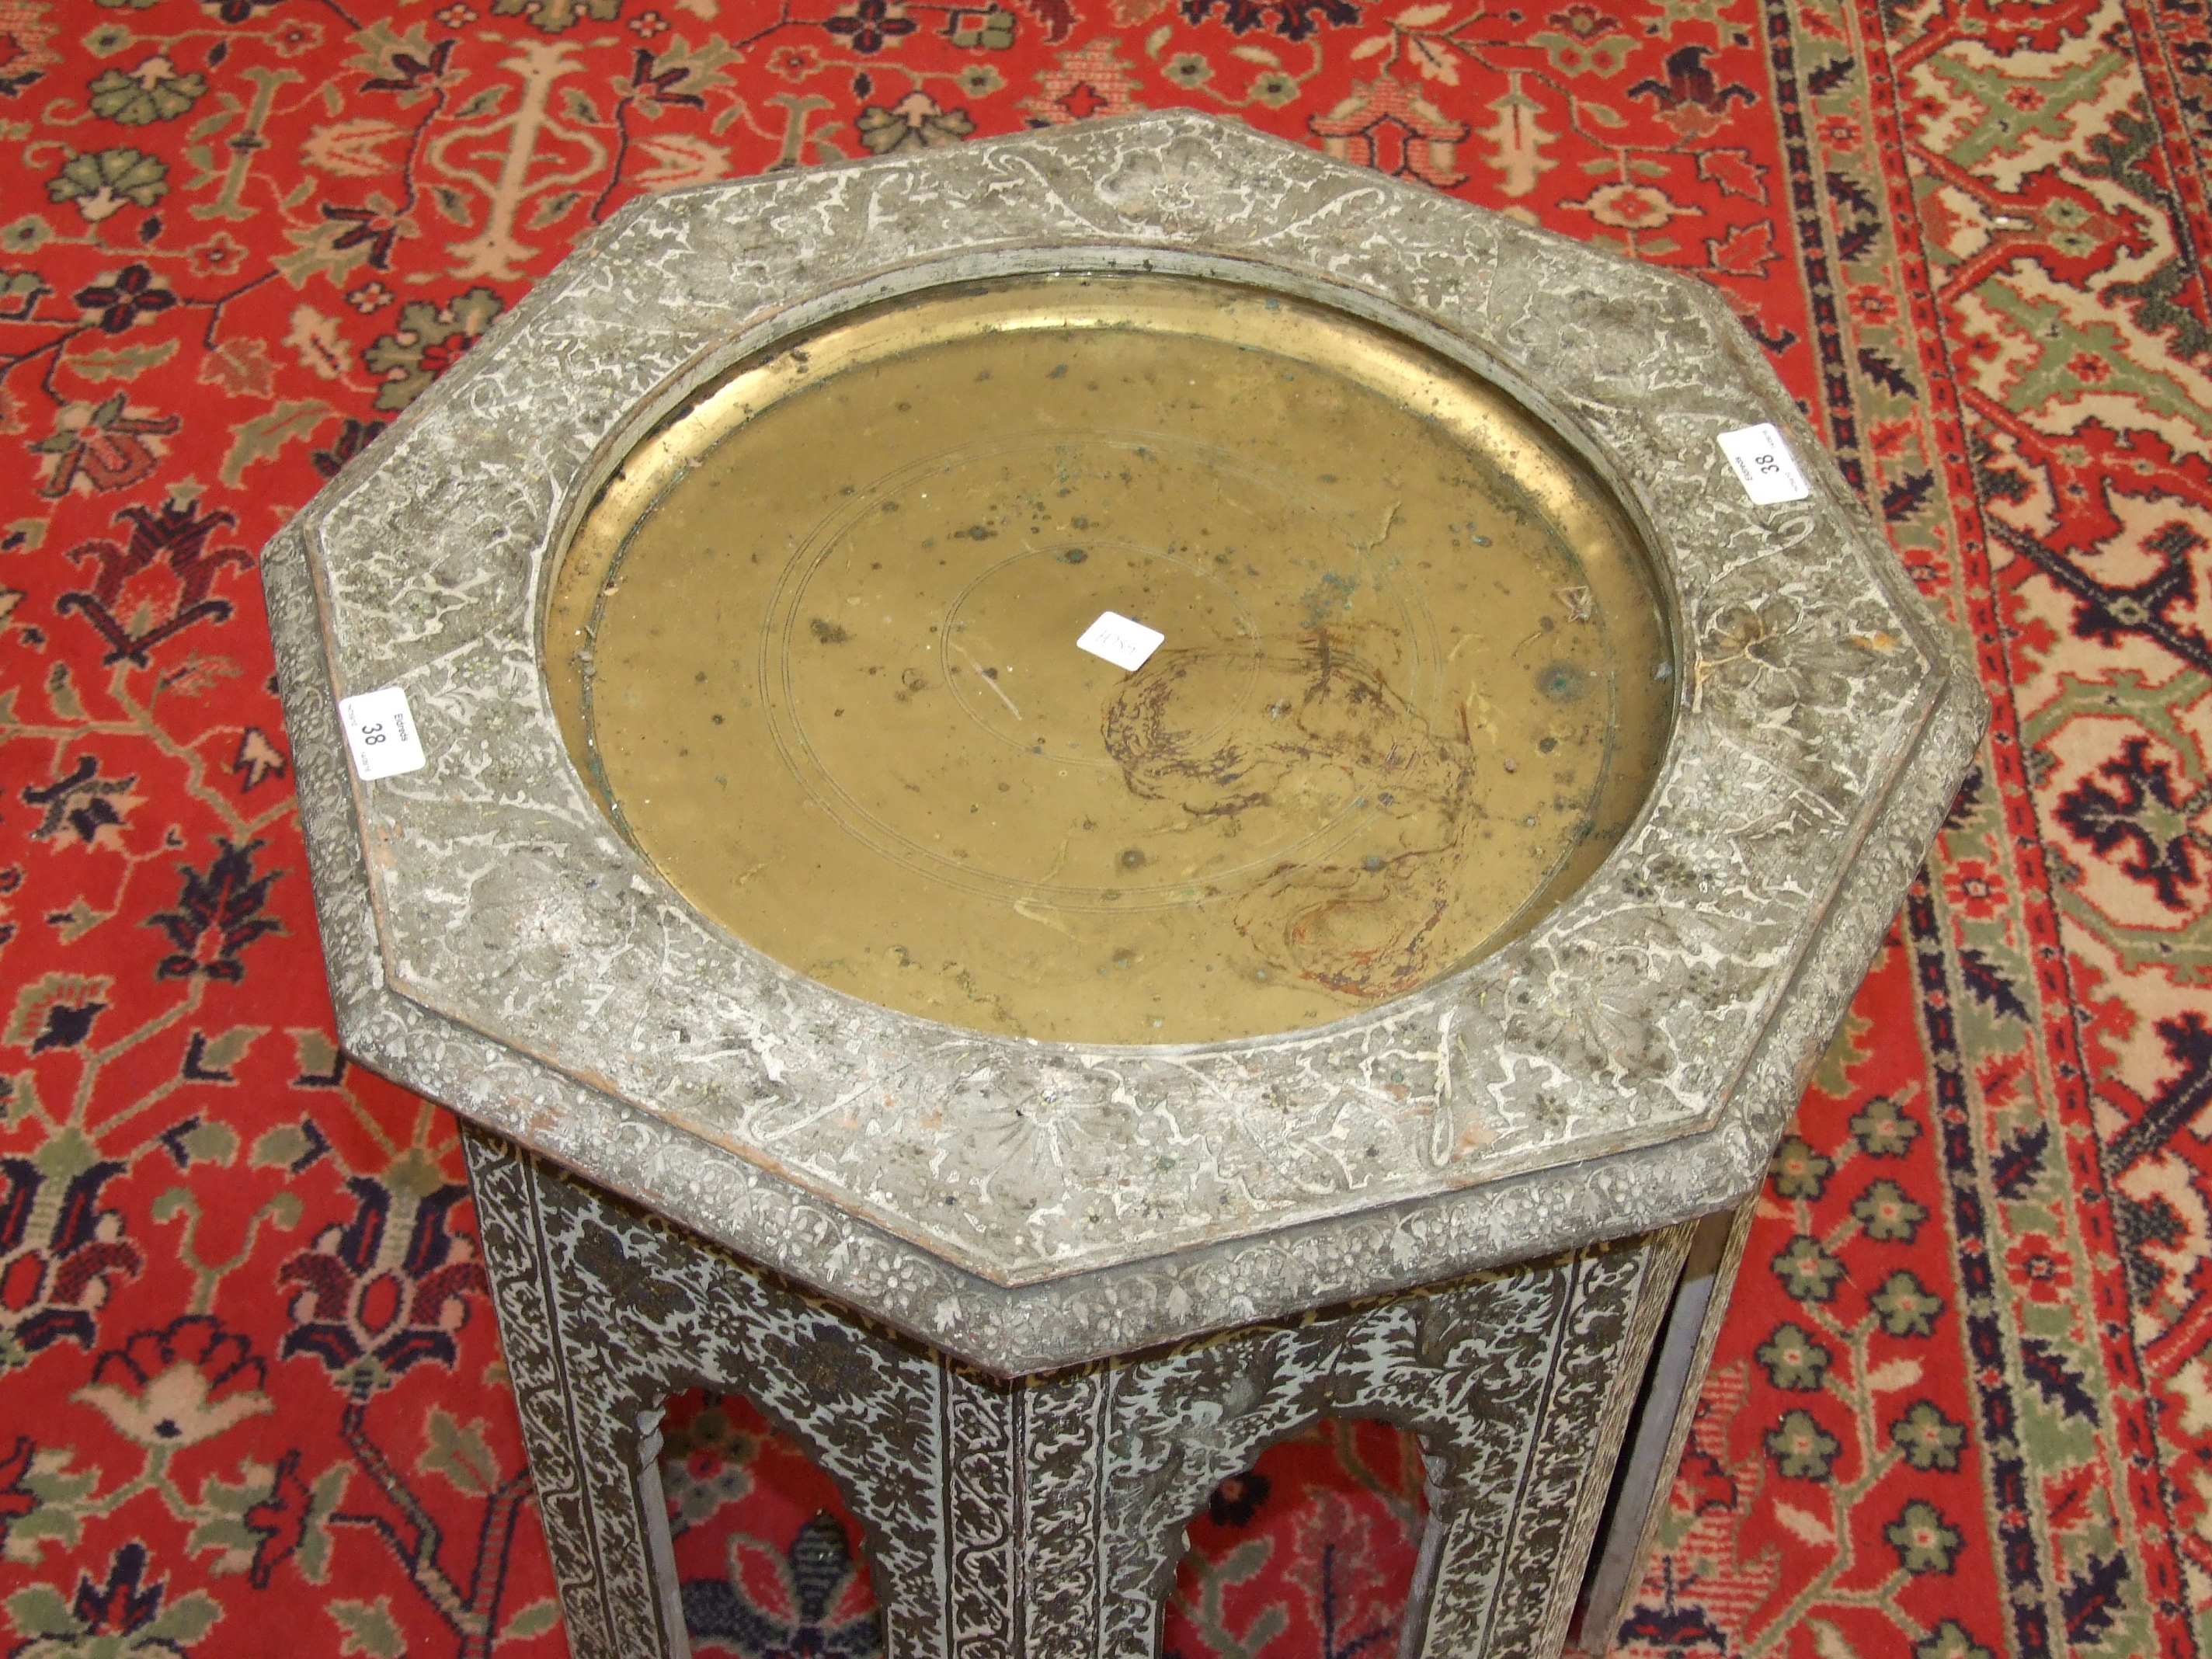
[
  {"left": 465, "top": 1129, "right": 692, "bottom": 1659},
  {"left": 464, "top": 1127, "right": 1691, "bottom": 1659}
]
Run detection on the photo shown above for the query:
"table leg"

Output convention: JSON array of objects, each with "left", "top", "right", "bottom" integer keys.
[{"left": 465, "top": 1127, "right": 1693, "bottom": 1659}]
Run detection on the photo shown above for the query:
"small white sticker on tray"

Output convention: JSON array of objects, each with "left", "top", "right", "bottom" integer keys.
[
  {"left": 1076, "top": 610, "right": 1165, "bottom": 673},
  {"left": 339, "top": 685, "right": 427, "bottom": 781},
  {"left": 1716, "top": 423, "right": 1812, "bottom": 505}
]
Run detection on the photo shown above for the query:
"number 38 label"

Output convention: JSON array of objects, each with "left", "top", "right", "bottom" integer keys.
[
  {"left": 339, "top": 685, "right": 428, "bottom": 781},
  {"left": 1716, "top": 423, "right": 1813, "bottom": 506}
]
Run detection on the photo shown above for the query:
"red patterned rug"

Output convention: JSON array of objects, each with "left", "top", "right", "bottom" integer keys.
[{"left": 1, "top": 0, "right": 2207, "bottom": 1655}]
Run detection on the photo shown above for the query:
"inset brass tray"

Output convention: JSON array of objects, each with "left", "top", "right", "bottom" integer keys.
[{"left": 548, "top": 276, "right": 1670, "bottom": 1044}]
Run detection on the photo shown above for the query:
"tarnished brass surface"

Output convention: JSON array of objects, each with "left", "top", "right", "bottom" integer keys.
[{"left": 548, "top": 275, "right": 1671, "bottom": 1043}]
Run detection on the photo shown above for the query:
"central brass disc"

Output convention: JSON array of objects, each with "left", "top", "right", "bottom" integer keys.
[{"left": 548, "top": 275, "right": 1673, "bottom": 1045}]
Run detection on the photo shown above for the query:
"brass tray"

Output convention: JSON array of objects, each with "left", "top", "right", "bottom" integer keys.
[{"left": 548, "top": 273, "right": 1671, "bottom": 1044}]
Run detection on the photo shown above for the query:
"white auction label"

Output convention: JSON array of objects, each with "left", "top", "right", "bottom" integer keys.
[
  {"left": 1716, "top": 423, "right": 1812, "bottom": 506},
  {"left": 1076, "top": 610, "right": 1165, "bottom": 673},
  {"left": 339, "top": 685, "right": 427, "bottom": 781}
]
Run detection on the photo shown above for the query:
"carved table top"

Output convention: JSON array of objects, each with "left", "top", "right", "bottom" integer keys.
[{"left": 263, "top": 113, "right": 1984, "bottom": 1374}]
